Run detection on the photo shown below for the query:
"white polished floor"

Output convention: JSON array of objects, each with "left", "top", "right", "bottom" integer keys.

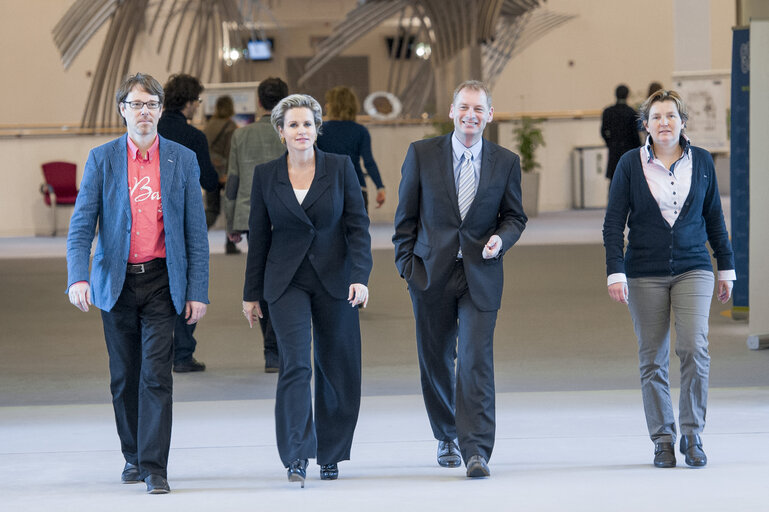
[
  {"left": 2, "top": 203, "right": 766, "bottom": 511},
  {"left": 3, "top": 389, "right": 768, "bottom": 511}
]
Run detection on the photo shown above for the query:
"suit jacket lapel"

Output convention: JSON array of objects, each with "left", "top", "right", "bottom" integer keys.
[
  {"left": 437, "top": 134, "right": 461, "bottom": 219},
  {"left": 108, "top": 134, "right": 131, "bottom": 223},
  {"left": 301, "top": 148, "right": 330, "bottom": 211},
  {"left": 475, "top": 138, "right": 496, "bottom": 203},
  {"left": 275, "top": 153, "right": 313, "bottom": 226},
  {"left": 158, "top": 136, "right": 178, "bottom": 210}
]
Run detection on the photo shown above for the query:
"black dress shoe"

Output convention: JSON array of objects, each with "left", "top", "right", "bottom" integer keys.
[
  {"left": 465, "top": 455, "right": 490, "bottom": 478},
  {"left": 680, "top": 434, "right": 707, "bottom": 467},
  {"left": 320, "top": 463, "right": 338, "bottom": 480},
  {"left": 173, "top": 357, "right": 206, "bottom": 373},
  {"left": 653, "top": 442, "right": 676, "bottom": 468},
  {"left": 121, "top": 462, "right": 142, "bottom": 483},
  {"left": 437, "top": 440, "right": 461, "bottom": 468},
  {"left": 287, "top": 459, "right": 308, "bottom": 488},
  {"left": 145, "top": 474, "right": 170, "bottom": 494}
]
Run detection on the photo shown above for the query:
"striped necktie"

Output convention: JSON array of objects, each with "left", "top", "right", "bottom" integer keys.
[{"left": 457, "top": 149, "right": 475, "bottom": 220}]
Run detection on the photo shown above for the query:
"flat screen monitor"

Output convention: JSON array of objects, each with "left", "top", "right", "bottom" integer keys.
[{"left": 247, "top": 39, "right": 273, "bottom": 61}]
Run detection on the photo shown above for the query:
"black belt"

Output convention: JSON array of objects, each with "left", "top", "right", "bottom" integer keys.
[{"left": 126, "top": 258, "right": 165, "bottom": 274}]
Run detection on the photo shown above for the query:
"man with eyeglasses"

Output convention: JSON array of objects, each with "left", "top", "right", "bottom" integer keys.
[
  {"left": 157, "top": 73, "right": 218, "bottom": 374},
  {"left": 66, "top": 72, "right": 209, "bottom": 494}
]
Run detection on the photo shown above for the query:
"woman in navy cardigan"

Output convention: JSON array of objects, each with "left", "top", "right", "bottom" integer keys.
[
  {"left": 603, "top": 90, "right": 735, "bottom": 469},
  {"left": 242, "top": 94, "right": 373, "bottom": 487},
  {"left": 316, "top": 86, "right": 386, "bottom": 211}
]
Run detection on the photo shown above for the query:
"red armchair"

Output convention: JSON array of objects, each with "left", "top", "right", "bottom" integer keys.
[{"left": 40, "top": 161, "right": 78, "bottom": 236}]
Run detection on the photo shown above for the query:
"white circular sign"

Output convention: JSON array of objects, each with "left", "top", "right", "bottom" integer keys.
[{"left": 363, "top": 91, "right": 402, "bottom": 120}]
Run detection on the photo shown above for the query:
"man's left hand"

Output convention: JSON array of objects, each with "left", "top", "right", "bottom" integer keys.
[
  {"left": 184, "top": 300, "right": 207, "bottom": 324},
  {"left": 482, "top": 235, "right": 502, "bottom": 259}
]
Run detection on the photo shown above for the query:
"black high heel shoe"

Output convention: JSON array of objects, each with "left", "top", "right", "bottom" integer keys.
[
  {"left": 287, "top": 459, "right": 308, "bottom": 488},
  {"left": 320, "top": 463, "right": 338, "bottom": 480}
]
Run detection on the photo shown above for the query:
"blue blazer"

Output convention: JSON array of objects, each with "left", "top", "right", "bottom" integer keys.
[
  {"left": 243, "top": 148, "right": 372, "bottom": 303},
  {"left": 66, "top": 134, "right": 210, "bottom": 314},
  {"left": 393, "top": 133, "right": 528, "bottom": 311}
]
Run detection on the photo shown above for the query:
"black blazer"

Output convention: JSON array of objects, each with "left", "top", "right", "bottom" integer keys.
[
  {"left": 393, "top": 134, "right": 527, "bottom": 311},
  {"left": 243, "top": 148, "right": 372, "bottom": 303}
]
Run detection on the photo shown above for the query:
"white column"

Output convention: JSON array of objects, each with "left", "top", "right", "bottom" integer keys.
[
  {"left": 748, "top": 18, "right": 769, "bottom": 348},
  {"left": 674, "top": 0, "right": 712, "bottom": 72}
]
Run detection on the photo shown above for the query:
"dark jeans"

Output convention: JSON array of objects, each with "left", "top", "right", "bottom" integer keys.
[
  {"left": 205, "top": 185, "right": 222, "bottom": 229},
  {"left": 101, "top": 262, "right": 176, "bottom": 479},
  {"left": 173, "top": 315, "right": 197, "bottom": 365}
]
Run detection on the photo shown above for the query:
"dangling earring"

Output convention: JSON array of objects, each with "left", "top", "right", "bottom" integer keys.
[{"left": 280, "top": 136, "right": 285, "bottom": 145}]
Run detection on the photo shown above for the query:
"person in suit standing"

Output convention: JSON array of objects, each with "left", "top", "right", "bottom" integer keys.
[
  {"left": 224, "top": 77, "right": 288, "bottom": 373},
  {"left": 66, "top": 72, "right": 209, "bottom": 494},
  {"left": 393, "top": 80, "right": 527, "bottom": 478},
  {"left": 601, "top": 84, "right": 641, "bottom": 183},
  {"left": 158, "top": 73, "right": 218, "bottom": 374},
  {"left": 242, "top": 94, "right": 372, "bottom": 487}
]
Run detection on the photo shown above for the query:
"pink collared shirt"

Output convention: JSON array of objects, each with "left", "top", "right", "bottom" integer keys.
[{"left": 127, "top": 136, "right": 166, "bottom": 263}]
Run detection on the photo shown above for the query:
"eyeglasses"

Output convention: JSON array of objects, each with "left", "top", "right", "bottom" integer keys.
[{"left": 123, "top": 100, "right": 162, "bottom": 110}]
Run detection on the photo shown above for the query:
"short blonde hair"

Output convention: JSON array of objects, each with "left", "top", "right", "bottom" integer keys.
[
  {"left": 639, "top": 89, "right": 689, "bottom": 125},
  {"left": 270, "top": 94, "right": 323, "bottom": 135}
]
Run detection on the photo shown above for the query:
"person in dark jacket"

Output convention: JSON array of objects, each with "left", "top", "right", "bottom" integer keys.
[
  {"left": 603, "top": 89, "right": 735, "bottom": 469},
  {"left": 601, "top": 84, "right": 641, "bottom": 182},
  {"left": 242, "top": 94, "right": 372, "bottom": 487},
  {"left": 158, "top": 73, "right": 218, "bottom": 373},
  {"left": 317, "top": 86, "right": 385, "bottom": 211}
]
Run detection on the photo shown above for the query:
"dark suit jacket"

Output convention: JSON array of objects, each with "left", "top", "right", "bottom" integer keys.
[
  {"left": 393, "top": 133, "right": 527, "bottom": 312},
  {"left": 601, "top": 102, "right": 640, "bottom": 180},
  {"left": 66, "top": 134, "right": 210, "bottom": 314},
  {"left": 158, "top": 110, "right": 219, "bottom": 192},
  {"left": 243, "top": 148, "right": 372, "bottom": 303}
]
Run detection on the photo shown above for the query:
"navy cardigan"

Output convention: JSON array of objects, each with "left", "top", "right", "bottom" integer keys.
[
  {"left": 316, "top": 120, "right": 385, "bottom": 189},
  {"left": 603, "top": 145, "right": 734, "bottom": 278}
]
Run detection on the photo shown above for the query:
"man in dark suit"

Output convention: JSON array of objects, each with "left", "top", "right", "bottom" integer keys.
[
  {"left": 601, "top": 84, "right": 641, "bottom": 182},
  {"left": 393, "top": 80, "right": 527, "bottom": 478},
  {"left": 66, "top": 72, "right": 209, "bottom": 494},
  {"left": 158, "top": 73, "right": 218, "bottom": 373}
]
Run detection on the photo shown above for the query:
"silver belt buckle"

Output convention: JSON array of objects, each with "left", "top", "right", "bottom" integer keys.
[{"left": 136, "top": 263, "right": 145, "bottom": 274}]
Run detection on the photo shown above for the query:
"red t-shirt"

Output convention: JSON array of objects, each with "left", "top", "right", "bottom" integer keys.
[{"left": 127, "top": 136, "right": 166, "bottom": 263}]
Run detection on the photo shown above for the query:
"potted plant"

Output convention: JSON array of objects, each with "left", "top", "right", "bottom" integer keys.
[{"left": 513, "top": 116, "right": 545, "bottom": 217}]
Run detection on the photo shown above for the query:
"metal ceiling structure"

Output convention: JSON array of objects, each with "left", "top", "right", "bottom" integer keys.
[
  {"left": 52, "top": 0, "right": 574, "bottom": 127},
  {"left": 52, "top": 0, "right": 274, "bottom": 128},
  {"left": 298, "top": 0, "right": 574, "bottom": 116}
]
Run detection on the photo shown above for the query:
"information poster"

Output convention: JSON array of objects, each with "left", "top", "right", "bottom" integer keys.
[{"left": 673, "top": 72, "right": 730, "bottom": 152}]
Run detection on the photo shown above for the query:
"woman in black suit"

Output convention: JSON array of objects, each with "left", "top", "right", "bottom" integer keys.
[{"left": 242, "top": 94, "right": 372, "bottom": 487}]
